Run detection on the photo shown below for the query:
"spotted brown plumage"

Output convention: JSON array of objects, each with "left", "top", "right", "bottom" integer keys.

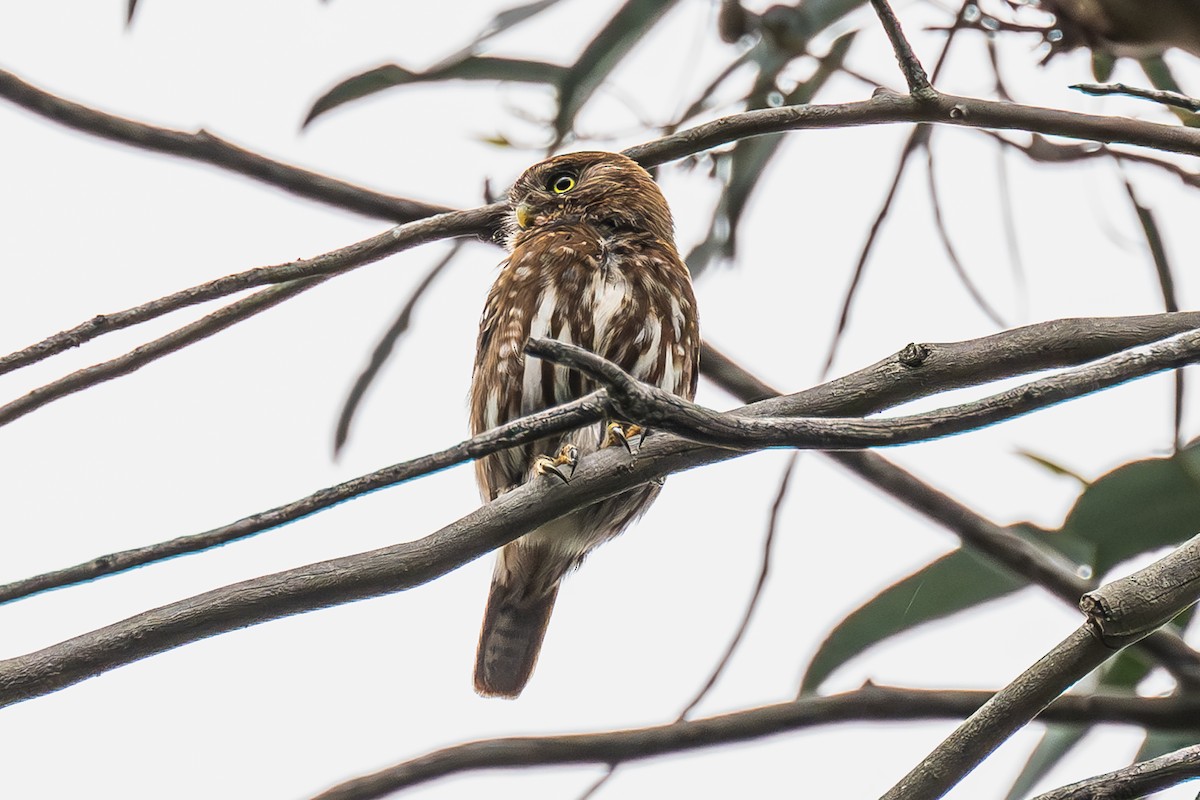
[{"left": 470, "top": 151, "right": 700, "bottom": 698}]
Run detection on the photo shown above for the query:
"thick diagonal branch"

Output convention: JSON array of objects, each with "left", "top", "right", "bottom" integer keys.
[
  {"left": 881, "top": 533, "right": 1200, "bottom": 800},
  {"left": 5, "top": 313, "right": 1196, "bottom": 606},
  {"left": 0, "top": 317, "right": 1197, "bottom": 707}
]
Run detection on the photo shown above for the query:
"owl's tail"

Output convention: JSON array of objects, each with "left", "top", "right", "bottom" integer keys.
[{"left": 474, "top": 554, "right": 561, "bottom": 698}]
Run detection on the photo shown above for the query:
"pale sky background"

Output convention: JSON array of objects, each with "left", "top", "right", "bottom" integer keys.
[{"left": 0, "top": 1, "right": 1197, "bottom": 798}]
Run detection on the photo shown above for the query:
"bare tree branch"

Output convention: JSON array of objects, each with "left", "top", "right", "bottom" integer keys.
[
  {"left": 0, "top": 207, "right": 498, "bottom": 381},
  {"left": 0, "top": 278, "right": 327, "bottom": 428},
  {"left": 977, "top": 129, "right": 1200, "bottom": 190},
  {"left": 0, "top": 393, "right": 607, "bottom": 605},
  {"left": 624, "top": 89, "right": 1200, "bottom": 167},
  {"left": 0, "top": 67, "right": 453, "bottom": 223},
  {"left": 824, "top": 450, "right": 1200, "bottom": 688},
  {"left": 698, "top": 329, "right": 1200, "bottom": 687},
  {"left": 5, "top": 83, "right": 1198, "bottom": 392},
  {"left": 6, "top": 63, "right": 1200, "bottom": 246},
  {"left": 882, "top": 534, "right": 1200, "bottom": 800},
  {"left": 1081, "top": 534, "right": 1200, "bottom": 648},
  {"left": 804, "top": 313, "right": 1200, "bottom": 417},
  {"left": 1, "top": 315, "right": 1197, "bottom": 706},
  {"left": 5, "top": 312, "right": 1198, "bottom": 606},
  {"left": 819, "top": 0, "right": 971, "bottom": 376},
  {"left": 882, "top": 626, "right": 1121, "bottom": 800},
  {"left": 307, "top": 685, "right": 1200, "bottom": 800},
  {"left": 525, "top": 327, "right": 1200, "bottom": 452},
  {"left": 1030, "top": 742, "right": 1200, "bottom": 800}
]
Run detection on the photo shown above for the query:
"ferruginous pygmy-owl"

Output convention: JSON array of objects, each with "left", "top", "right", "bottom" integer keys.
[{"left": 470, "top": 151, "right": 700, "bottom": 698}]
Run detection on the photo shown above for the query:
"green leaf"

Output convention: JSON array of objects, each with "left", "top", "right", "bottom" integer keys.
[
  {"left": 1016, "top": 450, "right": 1090, "bottom": 487},
  {"left": 305, "top": 0, "right": 674, "bottom": 136},
  {"left": 1091, "top": 51, "right": 1116, "bottom": 83},
  {"left": 1004, "top": 724, "right": 1091, "bottom": 800},
  {"left": 443, "top": 0, "right": 566, "bottom": 62},
  {"left": 756, "top": 0, "right": 867, "bottom": 55},
  {"left": 305, "top": 58, "right": 566, "bottom": 126},
  {"left": 800, "top": 445, "right": 1200, "bottom": 694},
  {"left": 1059, "top": 442, "right": 1200, "bottom": 575},
  {"left": 1099, "top": 647, "right": 1154, "bottom": 689},
  {"left": 799, "top": 543, "right": 1027, "bottom": 693},
  {"left": 552, "top": 0, "right": 680, "bottom": 143},
  {"left": 1135, "top": 729, "right": 1200, "bottom": 762}
]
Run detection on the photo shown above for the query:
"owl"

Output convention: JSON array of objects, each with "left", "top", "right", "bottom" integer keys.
[{"left": 470, "top": 151, "right": 700, "bottom": 697}]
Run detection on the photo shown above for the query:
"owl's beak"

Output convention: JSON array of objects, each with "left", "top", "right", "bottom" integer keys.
[{"left": 515, "top": 203, "right": 534, "bottom": 229}]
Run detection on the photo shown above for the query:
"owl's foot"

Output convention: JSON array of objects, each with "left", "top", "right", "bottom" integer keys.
[
  {"left": 604, "top": 422, "right": 646, "bottom": 455},
  {"left": 534, "top": 444, "right": 579, "bottom": 484}
]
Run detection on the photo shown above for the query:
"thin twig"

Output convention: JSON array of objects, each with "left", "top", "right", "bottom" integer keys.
[
  {"left": 0, "top": 211, "right": 497, "bottom": 430},
  {"left": 993, "top": 136, "right": 1029, "bottom": 320},
  {"left": 575, "top": 766, "right": 616, "bottom": 800},
  {"left": 0, "top": 393, "right": 608, "bottom": 605},
  {"left": 868, "top": 0, "right": 934, "bottom": 97},
  {"left": 1030, "top": 743, "right": 1200, "bottom": 800},
  {"left": 1120, "top": 176, "right": 1185, "bottom": 451},
  {"left": 925, "top": 144, "right": 1007, "bottom": 327},
  {"left": 818, "top": 0, "right": 973, "bottom": 376},
  {"left": 333, "top": 241, "right": 464, "bottom": 455},
  {"left": 0, "top": 278, "right": 326, "bottom": 429},
  {"left": 820, "top": 125, "right": 927, "bottom": 378},
  {"left": 0, "top": 207, "right": 498, "bottom": 379},
  {"left": 677, "top": 454, "right": 799, "bottom": 719},
  {"left": 307, "top": 685, "right": 1200, "bottom": 800},
  {"left": 978, "top": 129, "right": 1200, "bottom": 190},
  {"left": 1072, "top": 82, "right": 1200, "bottom": 113}
]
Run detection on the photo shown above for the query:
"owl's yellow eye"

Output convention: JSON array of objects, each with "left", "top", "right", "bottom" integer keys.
[{"left": 550, "top": 174, "right": 576, "bottom": 194}]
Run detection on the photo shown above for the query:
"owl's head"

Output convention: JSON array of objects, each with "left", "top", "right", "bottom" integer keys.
[{"left": 508, "top": 151, "right": 674, "bottom": 243}]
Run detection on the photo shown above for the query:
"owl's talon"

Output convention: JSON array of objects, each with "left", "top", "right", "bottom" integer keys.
[
  {"left": 534, "top": 444, "right": 579, "bottom": 484},
  {"left": 604, "top": 422, "right": 646, "bottom": 455}
]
